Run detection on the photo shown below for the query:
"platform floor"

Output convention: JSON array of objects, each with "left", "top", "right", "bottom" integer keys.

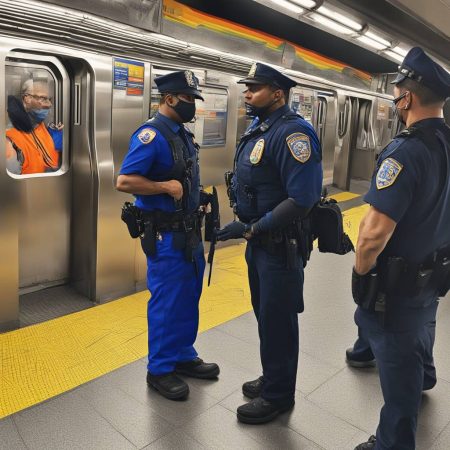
[{"left": 2, "top": 247, "right": 450, "bottom": 450}]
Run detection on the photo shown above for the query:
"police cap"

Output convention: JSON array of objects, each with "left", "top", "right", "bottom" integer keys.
[
  {"left": 391, "top": 47, "right": 450, "bottom": 99},
  {"left": 155, "top": 70, "right": 204, "bottom": 100},
  {"left": 238, "top": 62, "right": 297, "bottom": 91}
]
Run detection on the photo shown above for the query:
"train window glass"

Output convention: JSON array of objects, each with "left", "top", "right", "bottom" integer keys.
[
  {"left": 5, "top": 65, "right": 64, "bottom": 177},
  {"left": 290, "top": 89, "right": 314, "bottom": 124},
  {"left": 236, "top": 93, "right": 252, "bottom": 145}
]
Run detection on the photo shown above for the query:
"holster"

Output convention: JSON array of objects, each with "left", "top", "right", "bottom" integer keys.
[
  {"left": 140, "top": 219, "right": 157, "bottom": 256},
  {"left": 121, "top": 202, "right": 142, "bottom": 239}
]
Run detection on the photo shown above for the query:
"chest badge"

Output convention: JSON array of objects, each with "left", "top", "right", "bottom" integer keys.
[
  {"left": 249, "top": 139, "right": 265, "bottom": 164},
  {"left": 137, "top": 128, "right": 156, "bottom": 144},
  {"left": 286, "top": 133, "right": 311, "bottom": 163},
  {"left": 376, "top": 157, "right": 403, "bottom": 190}
]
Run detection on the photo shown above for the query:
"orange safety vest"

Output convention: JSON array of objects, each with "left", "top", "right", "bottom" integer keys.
[{"left": 6, "top": 122, "right": 60, "bottom": 174}]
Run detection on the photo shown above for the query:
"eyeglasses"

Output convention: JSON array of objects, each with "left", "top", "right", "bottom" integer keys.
[
  {"left": 392, "top": 91, "right": 408, "bottom": 105},
  {"left": 24, "top": 93, "right": 53, "bottom": 103}
]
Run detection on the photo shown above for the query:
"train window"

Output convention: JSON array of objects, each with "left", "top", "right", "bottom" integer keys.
[
  {"left": 5, "top": 64, "right": 65, "bottom": 177},
  {"left": 290, "top": 89, "right": 314, "bottom": 124}
]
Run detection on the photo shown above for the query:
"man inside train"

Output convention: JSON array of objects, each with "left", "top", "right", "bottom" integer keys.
[
  {"left": 6, "top": 78, "right": 63, "bottom": 175},
  {"left": 349, "top": 47, "right": 450, "bottom": 450},
  {"left": 116, "top": 70, "right": 219, "bottom": 401},
  {"left": 217, "top": 63, "right": 323, "bottom": 424}
]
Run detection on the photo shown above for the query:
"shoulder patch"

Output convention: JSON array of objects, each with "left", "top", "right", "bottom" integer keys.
[
  {"left": 286, "top": 132, "right": 311, "bottom": 163},
  {"left": 376, "top": 158, "right": 403, "bottom": 190},
  {"left": 249, "top": 139, "right": 265, "bottom": 164},
  {"left": 137, "top": 128, "right": 156, "bottom": 144}
]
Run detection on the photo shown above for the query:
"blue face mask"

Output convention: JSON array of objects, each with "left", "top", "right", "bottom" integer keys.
[{"left": 29, "top": 108, "right": 50, "bottom": 123}]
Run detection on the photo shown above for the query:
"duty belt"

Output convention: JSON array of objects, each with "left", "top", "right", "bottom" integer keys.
[{"left": 140, "top": 210, "right": 200, "bottom": 232}]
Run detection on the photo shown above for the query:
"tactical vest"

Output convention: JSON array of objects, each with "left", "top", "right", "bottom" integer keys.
[
  {"left": 6, "top": 122, "right": 60, "bottom": 174},
  {"left": 146, "top": 116, "right": 200, "bottom": 214}
]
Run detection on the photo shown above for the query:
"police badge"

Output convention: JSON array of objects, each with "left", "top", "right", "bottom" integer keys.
[
  {"left": 248, "top": 63, "right": 257, "bottom": 78},
  {"left": 376, "top": 157, "right": 403, "bottom": 189},
  {"left": 286, "top": 132, "right": 311, "bottom": 163},
  {"left": 250, "top": 139, "right": 265, "bottom": 164},
  {"left": 184, "top": 70, "right": 196, "bottom": 87},
  {"left": 137, "top": 128, "right": 156, "bottom": 144}
]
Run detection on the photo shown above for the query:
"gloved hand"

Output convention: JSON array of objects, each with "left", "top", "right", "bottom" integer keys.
[{"left": 216, "top": 221, "right": 249, "bottom": 241}]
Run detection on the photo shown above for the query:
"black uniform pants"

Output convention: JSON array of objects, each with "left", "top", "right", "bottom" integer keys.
[{"left": 245, "top": 242, "right": 304, "bottom": 406}]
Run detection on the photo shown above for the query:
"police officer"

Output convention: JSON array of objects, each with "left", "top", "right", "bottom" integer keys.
[
  {"left": 350, "top": 48, "right": 450, "bottom": 450},
  {"left": 217, "top": 63, "right": 322, "bottom": 423},
  {"left": 116, "top": 70, "right": 219, "bottom": 401}
]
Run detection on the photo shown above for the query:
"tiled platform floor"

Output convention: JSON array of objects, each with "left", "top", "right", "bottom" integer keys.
[{"left": 2, "top": 250, "right": 450, "bottom": 450}]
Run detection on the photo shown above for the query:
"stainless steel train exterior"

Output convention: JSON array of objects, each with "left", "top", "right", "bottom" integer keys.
[{"left": 1, "top": 2, "right": 446, "bottom": 332}]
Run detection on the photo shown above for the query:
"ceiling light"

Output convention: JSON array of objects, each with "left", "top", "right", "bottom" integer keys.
[
  {"left": 357, "top": 35, "right": 389, "bottom": 50},
  {"left": 392, "top": 46, "right": 409, "bottom": 57},
  {"left": 290, "top": 0, "right": 317, "bottom": 8},
  {"left": 310, "top": 13, "right": 354, "bottom": 34},
  {"left": 316, "top": 6, "right": 363, "bottom": 31},
  {"left": 364, "top": 31, "right": 391, "bottom": 47},
  {"left": 384, "top": 50, "right": 404, "bottom": 63},
  {"left": 268, "top": 0, "right": 304, "bottom": 14}
]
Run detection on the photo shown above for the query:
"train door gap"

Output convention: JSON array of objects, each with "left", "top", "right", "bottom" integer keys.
[{"left": 4, "top": 52, "right": 98, "bottom": 329}]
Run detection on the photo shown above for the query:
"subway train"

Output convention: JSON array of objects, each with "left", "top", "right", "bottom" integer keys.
[{"left": 0, "top": 0, "right": 448, "bottom": 332}]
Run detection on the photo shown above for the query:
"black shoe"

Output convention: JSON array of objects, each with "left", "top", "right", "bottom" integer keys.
[
  {"left": 242, "top": 376, "right": 264, "bottom": 399},
  {"left": 346, "top": 347, "right": 376, "bottom": 368},
  {"left": 355, "top": 435, "right": 376, "bottom": 449},
  {"left": 237, "top": 397, "right": 295, "bottom": 424},
  {"left": 175, "top": 357, "right": 220, "bottom": 379},
  {"left": 146, "top": 372, "right": 189, "bottom": 400}
]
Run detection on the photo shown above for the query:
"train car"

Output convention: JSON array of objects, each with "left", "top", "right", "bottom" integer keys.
[{"left": 0, "top": 0, "right": 447, "bottom": 332}]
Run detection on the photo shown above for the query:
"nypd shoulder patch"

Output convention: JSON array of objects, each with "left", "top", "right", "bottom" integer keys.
[
  {"left": 286, "top": 132, "right": 311, "bottom": 163},
  {"left": 249, "top": 139, "right": 265, "bottom": 164},
  {"left": 137, "top": 128, "right": 156, "bottom": 145},
  {"left": 376, "top": 157, "right": 403, "bottom": 190}
]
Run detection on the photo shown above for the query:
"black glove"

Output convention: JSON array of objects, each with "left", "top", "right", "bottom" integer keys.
[
  {"left": 199, "top": 190, "right": 213, "bottom": 206},
  {"left": 216, "top": 221, "right": 249, "bottom": 241}
]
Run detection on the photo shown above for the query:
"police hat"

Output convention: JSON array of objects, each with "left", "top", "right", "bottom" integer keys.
[
  {"left": 391, "top": 47, "right": 450, "bottom": 99},
  {"left": 238, "top": 63, "right": 297, "bottom": 91},
  {"left": 155, "top": 70, "right": 204, "bottom": 100}
]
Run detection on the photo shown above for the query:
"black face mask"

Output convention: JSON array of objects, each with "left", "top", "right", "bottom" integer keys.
[
  {"left": 170, "top": 97, "right": 196, "bottom": 123},
  {"left": 245, "top": 97, "right": 278, "bottom": 118},
  {"left": 392, "top": 91, "right": 408, "bottom": 125}
]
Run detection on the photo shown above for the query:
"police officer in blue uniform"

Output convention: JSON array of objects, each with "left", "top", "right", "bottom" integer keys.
[
  {"left": 350, "top": 48, "right": 450, "bottom": 450},
  {"left": 117, "top": 70, "right": 219, "bottom": 400},
  {"left": 217, "top": 63, "right": 323, "bottom": 424}
]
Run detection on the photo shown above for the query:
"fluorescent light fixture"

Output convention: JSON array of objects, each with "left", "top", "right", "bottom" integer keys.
[
  {"left": 364, "top": 31, "right": 391, "bottom": 47},
  {"left": 310, "top": 13, "right": 354, "bottom": 35},
  {"left": 290, "top": 0, "right": 316, "bottom": 8},
  {"left": 316, "top": 6, "right": 363, "bottom": 31},
  {"left": 384, "top": 50, "right": 404, "bottom": 63},
  {"left": 357, "top": 35, "right": 389, "bottom": 50},
  {"left": 268, "top": 0, "right": 303, "bottom": 14},
  {"left": 392, "top": 46, "right": 408, "bottom": 57}
]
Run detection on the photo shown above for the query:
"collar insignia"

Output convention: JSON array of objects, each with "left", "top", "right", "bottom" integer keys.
[
  {"left": 376, "top": 157, "right": 403, "bottom": 189},
  {"left": 286, "top": 132, "right": 311, "bottom": 163}
]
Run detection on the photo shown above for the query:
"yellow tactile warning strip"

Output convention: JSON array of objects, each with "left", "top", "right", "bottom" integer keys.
[
  {"left": 329, "top": 191, "right": 361, "bottom": 203},
  {"left": 0, "top": 203, "right": 370, "bottom": 419}
]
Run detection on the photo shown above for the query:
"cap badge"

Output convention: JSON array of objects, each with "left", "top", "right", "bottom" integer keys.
[
  {"left": 248, "top": 63, "right": 257, "bottom": 78},
  {"left": 185, "top": 70, "right": 196, "bottom": 87},
  {"left": 376, "top": 157, "right": 403, "bottom": 190},
  {"left": 249, "top": 139, "right": 265, "bottom": 164},
  {"left": 286, "top": 132, "right": 311, "bottom": 163}
]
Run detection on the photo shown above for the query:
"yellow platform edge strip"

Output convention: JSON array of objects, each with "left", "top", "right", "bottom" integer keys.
[
  {"left": 329, "top": 191, "right": 361, "bottom": 203},
  {"left": 0, "top": 204, "right": 369, "bottom": 419}
]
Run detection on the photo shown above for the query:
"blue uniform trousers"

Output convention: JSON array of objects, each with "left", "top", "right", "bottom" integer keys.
[
  {"left": 355, "top": 302, "right": 438, "bottom": 450},
  {"left": 146, "top": 232, "right": 205, "bottom": 375},
  {"left": 245, "top": 242, "right": 303, "bottom": 406}
]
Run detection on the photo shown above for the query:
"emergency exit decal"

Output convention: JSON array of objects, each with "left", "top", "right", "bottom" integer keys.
[{"left": 113, "top": 58, "right": 145, "bottom": 96}]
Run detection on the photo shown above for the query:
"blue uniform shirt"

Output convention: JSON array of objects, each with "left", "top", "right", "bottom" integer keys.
[
  {"left": 365, "top": 118, "right": 450, "bottom": 264},
  {"left": 233, "top": 104, "right": 322, "bottom": 222},
  {"left": 120, "top": 112, "right": 200, "bottom": 213}
]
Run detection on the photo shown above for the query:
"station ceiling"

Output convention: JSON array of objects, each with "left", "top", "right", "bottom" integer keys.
[{"left": 176, "top": 0, "right": 449, "bottom": 74}]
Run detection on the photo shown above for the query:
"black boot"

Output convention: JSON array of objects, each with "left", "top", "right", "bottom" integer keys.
[
  {"left": 146, "top": 372, "right": 189, "bottom": 400},
  {"left": 355, "top": 435, "right": 376, "bottom": 449},
  {"left": 242, "top": 376, "right": 264, "bottom": 399},
  {"left": 175, "top": 357, "right": 220, "bottom": 379},
  {"left": 237, "top": 397, "right": 294, "bottom": 424},
  {"left": 346, "top": 347, "right": 376, "bottom": 368}
]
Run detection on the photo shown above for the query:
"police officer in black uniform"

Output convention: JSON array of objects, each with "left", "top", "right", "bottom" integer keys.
[
  {"left": 216, "top": 63, "right": 323, "bottom": 424},
  {"left": 350, "top": 48, "right": 450, "bottom": 450}
]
